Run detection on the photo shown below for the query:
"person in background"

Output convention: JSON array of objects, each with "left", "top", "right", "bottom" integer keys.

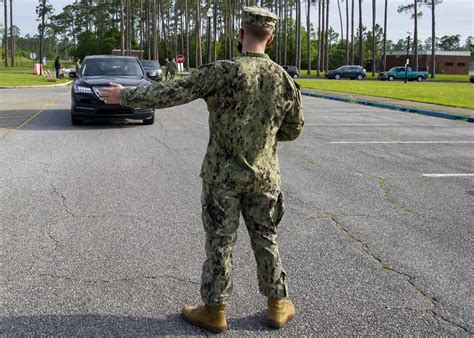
[
  {"left": 75, "top": 57, "right": 81, "bottom": 73},
  {"left": 54, "top": 56, "right": 61, "bottom": 79}
]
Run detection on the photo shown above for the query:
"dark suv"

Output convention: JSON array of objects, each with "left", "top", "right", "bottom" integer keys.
[
  {"left": 283, "top": 65, "right": 299, "bottom": 79},
  {"left": 69, "top": 55, "right": 155, "bottom": 125},
  {"left": 326, "top": 65, "right": 366, "bottom": 80}
]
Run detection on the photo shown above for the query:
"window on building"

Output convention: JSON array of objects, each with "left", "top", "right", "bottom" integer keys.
[
  {"left": 445, "top": 62, "right": 454, "bottom": 66},
  {"left": 457, "top": 63, "right": 466, "bottom": 67}
]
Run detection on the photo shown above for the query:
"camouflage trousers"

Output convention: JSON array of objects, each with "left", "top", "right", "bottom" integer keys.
[{"left": 200, "top": 182, "right": 288, "bottom": 306}]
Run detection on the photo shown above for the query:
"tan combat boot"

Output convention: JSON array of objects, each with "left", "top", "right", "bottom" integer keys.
[
  {"left": 267, "top": 298, "right": 295, "bottom": 329},
  {"left": 182, "top": 304, "right": 228, "bottom": 333}
]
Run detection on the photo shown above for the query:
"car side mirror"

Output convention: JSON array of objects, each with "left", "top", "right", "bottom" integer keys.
[
  {"left": 68, "top": 71, "right": 77, "bottom": 78},
  {"left": 147, "top": 71, "right": 157, "bottom": 78}
]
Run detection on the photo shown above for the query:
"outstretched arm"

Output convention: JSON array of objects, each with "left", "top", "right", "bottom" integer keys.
[{"left": 99, "top": 63, "right": 227, "bottom": 109}]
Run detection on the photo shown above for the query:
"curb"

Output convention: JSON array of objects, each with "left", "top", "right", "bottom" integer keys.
[
  {"left": 0, "top": 80, "right": 73, "bottom": 89},
  {"left": 302, "top": 91, "right": 474, "bottom": 123}
]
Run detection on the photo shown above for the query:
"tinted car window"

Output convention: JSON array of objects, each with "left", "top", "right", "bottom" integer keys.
[
  {"left": 141, "top": 60, "right": 161, "bottom": 68},
  {"left": 82, "top": 58, "right": 144, "bottom": 76}
]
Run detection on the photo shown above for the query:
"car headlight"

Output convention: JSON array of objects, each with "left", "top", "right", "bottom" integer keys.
[
  {"left": 157, "top": 69, "right": 163, "bottom": 75},
  {"left": 74, "top": 84, "right": 92, "bottom": 94}
]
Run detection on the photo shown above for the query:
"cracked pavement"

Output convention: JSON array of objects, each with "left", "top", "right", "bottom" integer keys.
[{"left": 1, "top": 87, "right": 473, "bottom": 335}]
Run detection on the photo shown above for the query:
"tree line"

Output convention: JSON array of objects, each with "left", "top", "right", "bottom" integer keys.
[{"left": 2, "top": 0, "right": 473, "bottom": 77}]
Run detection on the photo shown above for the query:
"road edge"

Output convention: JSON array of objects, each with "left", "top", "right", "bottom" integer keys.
[
  {"left": 301, "top": 92, "right": 474, "bottom": 123},
  {"left": 0, "top": 80, "right": 73, "bottom": 89}
]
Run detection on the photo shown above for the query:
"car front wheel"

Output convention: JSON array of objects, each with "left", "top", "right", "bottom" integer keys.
[
  {"left": 388, "top": 75, "right": 395, "bottom": 81},
  {"left": 417, "top": 76, "right": 424, "bottom": 82},
  {"left": 292, "top": 73, "right": 298, "bottom": 79},
  {"left": 71, "top": 113, "right": 83, "bottom": 126},
  {"left": 334, "top": 74, "right": 341, "bottom": 80},
  {"left": 143, "top": 114, "right": 155, "bottom": 125},
  {"left": 356, "top": 74, "right": 363, "bottom": 80}
]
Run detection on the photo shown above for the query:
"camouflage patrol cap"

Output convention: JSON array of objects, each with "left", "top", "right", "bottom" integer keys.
[{"left": 242, "top": 6, "right": 278, "bottom": 30}]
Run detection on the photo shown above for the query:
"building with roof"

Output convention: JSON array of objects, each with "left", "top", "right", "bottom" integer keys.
[{"left": 385, "top": 51, "right": 471, "bottom": 74}]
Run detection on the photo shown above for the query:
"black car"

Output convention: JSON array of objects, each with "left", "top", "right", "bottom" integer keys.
[
  {"left": 140, "top": 60, "right": 163, "bottom": 81},
  {"left": 326, "top": 65, "right": 366, "bottom": 80},
  {"left": 69, "top": 55, "right": 155, "bottom": 125},
  {"left": 283, "top": 65, "right": 299, "bottom": 79},
  {"left": 470, "top": 75, "right": 474, "bottom": 83}
]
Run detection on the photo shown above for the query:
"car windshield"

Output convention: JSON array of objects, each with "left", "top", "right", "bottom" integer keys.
[
  {"left": 388, "top": 67, "right": 400, "bottom": 72},
  {"left": 141, "top": 60, "right": 160, "bottom": 68},
  {"left": 336, "top": 66, "right": 346, "bottom": 71},
  {"left": 82, "top": 58, "right": 144, "bottom": 76}
]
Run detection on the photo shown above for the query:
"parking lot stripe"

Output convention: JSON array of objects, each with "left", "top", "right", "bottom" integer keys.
[
  {"left": 422, "top": 174, "right": 474, "bottom": 177},
  {"left": 15, "top": 100, "right": 56, "bottom": 130},
  {"left": 306, "top": 123, "right": 395, "bottom": 126},
  {"left": 331, "top": 141, "right": 474, "bottom": 144}
]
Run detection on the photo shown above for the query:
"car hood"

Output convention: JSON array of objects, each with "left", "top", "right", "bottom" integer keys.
[{"left": 78, "top": 76, "right": 149, "bottom": 87}]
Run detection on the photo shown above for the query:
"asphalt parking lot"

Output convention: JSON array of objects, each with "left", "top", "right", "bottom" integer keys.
[{"left": 1, "top": 87, "right": 473, "bottom": 335}]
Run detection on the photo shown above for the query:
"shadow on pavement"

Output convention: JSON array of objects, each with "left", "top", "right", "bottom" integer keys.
[
  {"left": 1, "top": 311, "right": 271, "bottom": 335},
  {"left": 21, "top": 109, "right": 146, "bottom": 131}
]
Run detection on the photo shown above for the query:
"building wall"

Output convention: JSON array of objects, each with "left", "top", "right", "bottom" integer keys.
[{"left": 385, "top": 54, "right": 470, "bottom": 74}]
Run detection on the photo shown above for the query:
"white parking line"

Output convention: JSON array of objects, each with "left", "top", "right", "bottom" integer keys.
[
  {"left": 422, "top": 174, "right": 474, "bottom": 177},
  {"left": 306, "top": 123, "right": 395, "bottom": 126},
  {"left": 331, "top": 141, "right": 474, "bottom": 144},
  {"left": 305, "top": 124, "right": 454, "bottom": 127}
]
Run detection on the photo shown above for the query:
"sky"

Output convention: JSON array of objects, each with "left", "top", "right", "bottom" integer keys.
[{"left": 1, "top": 0, "right": 473, "bottom": 46}]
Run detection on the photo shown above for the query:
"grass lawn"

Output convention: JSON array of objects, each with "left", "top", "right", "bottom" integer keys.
[
  {"left": 0, "top": 66, "right": 71, "bottom": 87},
  {"left": 300, "top": 72, "right": 471, "bottom": 83},
  {"left": 296, "top": 78, "right": 474, "bottom": 110}
]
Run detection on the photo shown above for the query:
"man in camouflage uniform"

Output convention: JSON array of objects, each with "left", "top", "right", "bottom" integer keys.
[{"left": 99, "top": 6, "right": 303, "bottom": 333}]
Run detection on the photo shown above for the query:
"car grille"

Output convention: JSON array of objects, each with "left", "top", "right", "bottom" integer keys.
[{"left": 92, "top": 86, "right": 136, "bottom": 98}]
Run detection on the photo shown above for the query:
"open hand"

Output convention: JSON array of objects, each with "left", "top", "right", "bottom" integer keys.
[{"left": 98, "top": 82, "right": 124, "bottom": 104}]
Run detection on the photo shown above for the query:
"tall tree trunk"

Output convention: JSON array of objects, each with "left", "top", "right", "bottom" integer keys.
[
  {"left": 180, "top": 6, "right": 184, "bottom": 55},
  {"left": 345, "top": 0, "right": 349, "bottom": 64},
  {"left": 213, "top": 0, "right": 217, "bottom": 62},
  {"left": 296, "top": 0, "right": 301, "bottom": 70},
  {"left": 371, "top": 0, "right": 375, "bottom": 76},
  {"left": 39, "top": 0, "right": 46, "bottom": 74},
  {"left": 414, "top": 0, "right": 418, "bottom": 70},
  {"left": 277, "top": 0, "right": 282, "bottom": 63},
  {"left": 185, "top": 0, "right": 189, "bottom": 71},
  {"left": 337, "top": 0, "right": 343, "bottom": 43},
  {"left": 317, "top": 0, "right": 321, "bottom": 76},
  {"left": 321, "top": 0, "right": 325, "bottom": 73},
  {"left": 147, "top": 0, "right": 151, "bottom": 59},
  {"left": 160, "top": 0, "right": 169, "bottom": 58},
  {"left": 4, "top": 0, "right": 9, "bottom": 67},
  {"left": 283, "top": 0, "right": 288, "bottom": 65},
  {"left": 10, "top": 0, "right": 14, "bottom": 66},
  {"left": 358, "top": 0, "right": 363, "bottom": 66},
  {"left": 195, "top": 0, "right": 202, "bottom": 67},
  {"left": 431, "top": 0, "right": 435, "bottom": 78},
  {"left": 126, "top": 0, "right": 130, "bottom": 55},
  {"left": 152, "top": 0, "right": 157, "bottom": 60},
  {"left": 325, "top": 0, "right": 329, "bottom": 72},
  {"left": 174, "top": 1, "right": 178, "bottom": 58},
  {"left": 350, "top": 0, "right": 354, "bottom": 63},
  {"left": 382, "top": 0, "right": 387, "bottom": 71},
  {"left": 120, "top": 0, "right": 125, "bottom": 55},
  {"left": 306, "top": 0, "right": 311, "bottom": 74},
  {"left": 140, "top": 0, "right": 144, "bottom": 59}
]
